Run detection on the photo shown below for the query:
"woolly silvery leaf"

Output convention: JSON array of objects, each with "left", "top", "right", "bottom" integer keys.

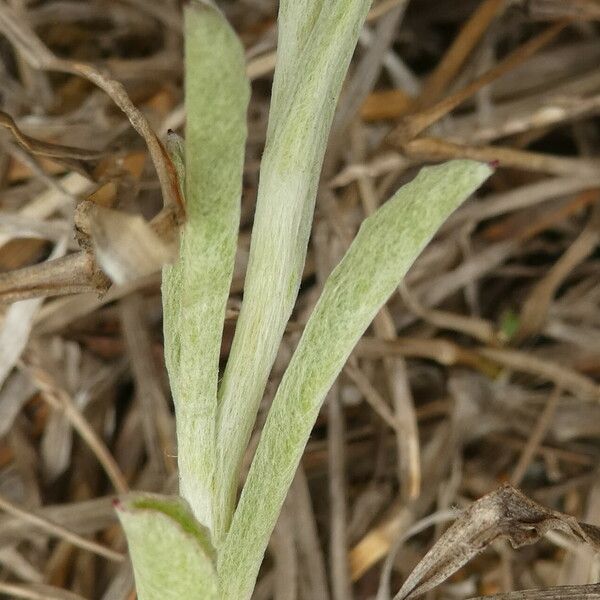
[
  {"left": 220, "top": 160, "right": 493, "bottom": 600},
  {"left": 116, "top": 494, "right": 217, "bottom": 600},
  {"left": 214, "top": 0, "right": 372, "bottom": 542},
  {"left": 161, "top": 1, "right": 249, "bottom": 531}
]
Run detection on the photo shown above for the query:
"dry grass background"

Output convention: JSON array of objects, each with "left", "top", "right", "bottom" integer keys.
[{"left": 0, "top": 0, "right": 598, "bottom": 598}]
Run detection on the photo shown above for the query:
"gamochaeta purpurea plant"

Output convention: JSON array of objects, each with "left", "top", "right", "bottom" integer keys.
[{"left": 114, "top": 2, "right": 492, "bottom": 599}]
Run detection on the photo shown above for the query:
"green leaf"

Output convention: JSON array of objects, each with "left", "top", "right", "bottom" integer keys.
[
  {"left": 161, "top": 1, "right": 249, "bottom": 532},
  {"left": 116, "top": 494, "right": 217, "bottom": 600},
  {"left": 220, "top": 160, "right": 493, "bottom": 600},
  {"left": 499, "top": 308, "right": 520, "bottom": 341},
  {"left": 214, "top": 0, "right": 373, "bottom": 542}
]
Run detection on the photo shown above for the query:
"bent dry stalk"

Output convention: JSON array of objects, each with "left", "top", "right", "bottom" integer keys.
[{"left": 116, "top": 2, "right": 493, "bottom": 599}]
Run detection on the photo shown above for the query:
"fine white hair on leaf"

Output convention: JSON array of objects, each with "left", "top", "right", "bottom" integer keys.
[
  {"left": 161, "top": 1, "right": 250, "bottom": 533},
  {"left": 116, "top": 494, "right": 218, "bottom": 600},
  {"left": 213, "top": 0, "right": 373, "bottom": 544},
  {"left": 219, "top": 159, "right": 493, "bottom": 600}
]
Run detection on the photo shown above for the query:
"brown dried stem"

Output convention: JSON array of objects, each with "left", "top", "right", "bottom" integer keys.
[
  {"left": 387, "top": 20, "right": 569, "bottom": 144},
  {"left": 0, "top": 494, "right": 123, "bottom": 562}
]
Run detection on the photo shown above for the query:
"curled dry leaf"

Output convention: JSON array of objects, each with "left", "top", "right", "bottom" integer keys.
[
  {"left": 395, "top": 484, "right": 600, "bottom": 600},
  {"left": 0, "top": 109, "right": 104, "bottom": 162},
  {"left": 75, "top": 201, "right": 177, "bottom": 286}
]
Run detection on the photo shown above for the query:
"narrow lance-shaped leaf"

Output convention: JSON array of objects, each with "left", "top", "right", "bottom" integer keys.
[
  {"left": 219, "top": 160, "right": 493, "bottom": 600},
  {"left": 116, "top": 494, "right": 218, "bottom": 600},
  {"left": 267, "top": 0, "right": 326, "bottom": 133},
  {"left": 161, "top": 1, "right": 249, "bottom": 531},
  {"left": 214, "top": 0, "right": 372, "bottom": 542}
]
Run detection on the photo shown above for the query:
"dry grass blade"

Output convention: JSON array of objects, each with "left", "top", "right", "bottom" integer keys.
[
  {"left": 400, "top": 284, "right": 497, "bottom": 344},
  {"left": 561, "top": 479, "right": 600, "bottom": 585},
  {"left": 449, "top": 176, "right": 600, "bottom": 227},
  {"left": 355, "top": 337, "right": 495, "bottom": 375},
  {"left": 515, "top": 201, "right": 600, "bottom": 341},
  {"left": 0, "top": 213, "right": 71, "bottom": 242},
  {"left": 22, "top": 349, "right": 129, "bottom": 494},
  {"left": 395, "top": 485, "right": 600, "bottom": 600},
  {"left": 358, "top": 336, "right": 598, "bottom": 398},
  {"left": 0, "top": 582, "right": 88, "bottom": 600},
  {"left": 0, "top": 172, "right": 93, "bottom": 251},
  {"left": 0, "top": 494, "right": 123, "bottom": 562},
  {"left": 313, "top": 225, "right": 353, "bottom": 600},
  {"left": 0, "top": 299, "right": 41, "bottom": 387},
  {"left": 417, "top": 0, "right": 505, "bottom": 107},
  {"left": 387, "top": 20, "right": 569, "bottom": 143},
  {"left": 0, "top": 497, "right": 117, "bottom": 546},
  {"left": 119, "top": 293, "right": 175, "bottom": 474},
  {"left": 353, "top": 133, "right": 420, "bottom": 501},
  {"left": 510, "top": 189, "right": 600, "bottom": 243},
  {"left": 344, "top": 361, "right": 402, "bottom": 432},
  {"left": 62, "top": 62, "right": 184, "bottom": 216},
  {"left": 360, "top": 89, "right": 415, "bottom": 121},
  {"left": 289, "top": 469, "right": 330, "bottom": 600},
  {"left": 328, "top": 152, "right": 410, "bottom": 188},
  {"left": 0, "top": 546, "right": 43, "bottom": 582},
  {"left": 33, "top": 273, "right": 160, "bottom": 335},
  {"left": 510, "top": 388, "right": 561, "bottom": 486},
  {"left": 327, "top": 384, "right": 352, "bottom": 600},
  {"left": 246, "top": 51, "right": 277, "bottom": 80},
  {"left": 400, "top": 137, "right": 599, "bottom": 178},
  {"left": 449, "top": 90, "right": 600, "bottom": 145},
  {"left": 477, "top": 347, "right": 600, "bottom": 400},
  {"left": 376, "top": 510, "right": 458, "bottom": 600},
  {"left": 0, "top": 110, "right": 103, "bottom": 161},
  {"left": 0, "top": 372, "right": 34, "bottom": 437},
  {"left": 270, "top": 504, "right": 298, "bottom": 600},
  {"left": 467, "top": 583, "right": 600, "bottom": 599},
  {"left": 527, "top": 0, "right": 600, "bottom": 20},
  {"left": 0, "top": 241, "right": 67, "bottom": 394},
  {"left": 118, "top": 0, "right": 182, "bottom": 31},
  {"left": 100, "top": 561, "right": 134, "bottom": 600},
  {"left": 349, "top": 424, "right": 456, "bottom": 581},
  {"left": 331, "top": 3, "right": 407, "bottom": 144}
]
